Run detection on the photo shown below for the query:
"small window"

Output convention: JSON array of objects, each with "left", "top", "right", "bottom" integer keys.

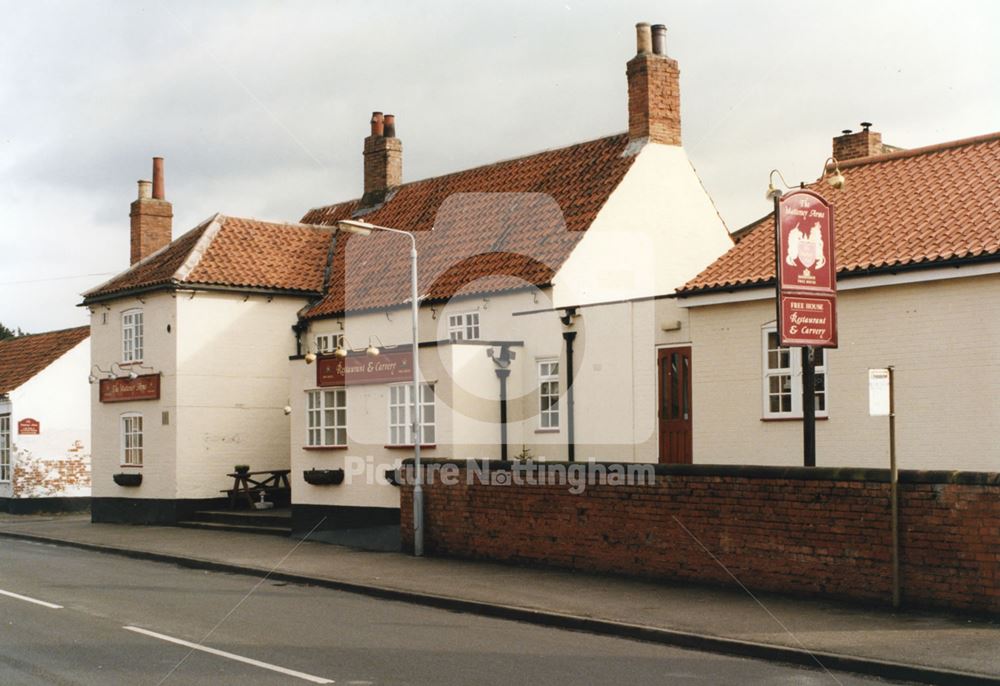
[
  {"left": 447, "top": 312, "right": 480, "bottom": 342},
  {"left": 0, "top": 414, "right": 10, "bottom": 482},
  {"left": 538, "top": 360, "right": 560, "bottom": 429},
  {"left": 762, "top": 326, "right": 828, "bottom": 418},
  {"left": 121, "top": 413, "right": 143, "bottom": 466},
  {"left": 306, "top": 388, "right": 347, "bottom": 447},
  {"left": 388, "top": 383, "right": 435, "bottom": 446},
  {"left": 315, "top": 333, "right": 344, "bottom": 355},
  {"left": 122, "top": 309, "right": 144, "bottom": 362}
]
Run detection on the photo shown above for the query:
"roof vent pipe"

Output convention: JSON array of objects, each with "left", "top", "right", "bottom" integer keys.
[
  {"left": 651, "top": 24, "right": 667, "bottom": 55},
  {"left": 635, "top": 22, "right": 652, "bottom": 55}
]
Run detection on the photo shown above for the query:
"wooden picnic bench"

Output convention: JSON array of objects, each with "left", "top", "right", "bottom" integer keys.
[{"left": 222, "top": 469, "right": 291, "bottom": 509}]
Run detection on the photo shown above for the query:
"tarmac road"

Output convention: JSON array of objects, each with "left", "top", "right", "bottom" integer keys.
[{"left": 0, "top": 538, "right": 902, "bottom": 685}]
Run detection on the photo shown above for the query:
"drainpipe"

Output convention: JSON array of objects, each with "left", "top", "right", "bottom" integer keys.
[
  {"left": 496, "top": 367, "right": 510, "bottom": 461},
  {"left": 291, "top": 321, "right": 307, "bottom": 357},
  {"left": 562, "top": 330, "right": 577, "bottom": 462}
]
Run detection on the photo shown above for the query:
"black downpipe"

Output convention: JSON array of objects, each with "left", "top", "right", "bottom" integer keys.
[
  {"left": 562, "top": 331, "right": 577, "bottom": 462},
  {"left": 495, "top": 368, "right": 510, "bottom": 461},
  {"left": 291, "top": 321, "right": 307, "bottom": 357}
]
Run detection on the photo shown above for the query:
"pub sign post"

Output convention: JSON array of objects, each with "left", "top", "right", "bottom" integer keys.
[{"left": 773, "top": 189, "right": 838, "bottom": 467}]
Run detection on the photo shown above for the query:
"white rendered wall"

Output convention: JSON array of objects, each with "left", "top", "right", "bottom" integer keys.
[
  {"left": 91, "top": 290, "right": 305, "bottom": 501},
  {"left": 4, "top": 337, "right": 91, "bottom": 498},
  {"left": 90, "top": 293, "right": 178, "bottom": 500},
  {"left": 174, "top": 291, "right": 303, "bottom": 499},
  {"left": 552, "top": 143, "right": 732, "bottom": 307}
]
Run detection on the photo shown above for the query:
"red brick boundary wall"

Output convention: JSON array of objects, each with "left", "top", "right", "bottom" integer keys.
[{"left": 399, "top": 461, "right": 1000, "bottom": 615}]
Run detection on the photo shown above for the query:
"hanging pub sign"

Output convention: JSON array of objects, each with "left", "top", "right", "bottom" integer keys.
[
  {"left": 778, "top": 293, "right": 837, "bottom": 347},
  {"left": 17, "top": 418, "right": 40, "bottom": 435},
  {"left": 317, "top": 350, "right": 414, "bottom": 387},
  {"left": 776, "top": 189, "right": 838, "bottom": 348},
  {"left": 99, "top": 374, "right": 161, "bottom": 403}
]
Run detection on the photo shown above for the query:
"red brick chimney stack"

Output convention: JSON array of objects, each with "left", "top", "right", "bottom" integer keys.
[
  {"left": 363, "top": 111, "right": 402, "bottom": 206},
  {"left": 833, "top": 122, "right": 888, "bottom": 161},
  {"left": 627, "top": 22, "right": 681, "bottom": 146},
  {"left": 129, "top": 157, "right": 173, "bottom": 265}
]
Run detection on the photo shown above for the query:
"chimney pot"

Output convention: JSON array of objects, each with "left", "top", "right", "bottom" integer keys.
[
  {"left": 860, "top": 121, "right": 873, "bottom": 131},
  {"left": 152, "top": 157, "right": 165, "bottom": 200},
  {"left": 842, "top": 129, "right": 852, "bottom": 135},
  {"left": 137, "top": 180, "right": 152, "bottom": 200},
  {"left": 635, "top": 22, "right": 652, "bottom": 55},
  {"left": 651, "top": 24, "right": 667, "bottom": 55},
  {"left": 370, "top": 111, "right": 384, "bottom": 137},
  {"left": 384, "top": 114, "right": 396, "bottom": 138}
]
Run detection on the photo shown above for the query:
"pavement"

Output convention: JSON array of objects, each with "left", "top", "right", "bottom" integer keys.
[{"left": 1, "top": 513, "right": 997, "bottom": 686}]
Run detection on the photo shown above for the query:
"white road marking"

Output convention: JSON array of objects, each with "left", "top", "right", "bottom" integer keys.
[
  {"left": 123, "top": 626, "right": 334, "bottom": 684},
  {"left": 0, "top": 588, "right": 63, "bottom": 609}
]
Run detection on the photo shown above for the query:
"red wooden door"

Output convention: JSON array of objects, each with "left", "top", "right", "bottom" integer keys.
[{"left": 658, "top": 347, "right": 692, "bottom": 464}]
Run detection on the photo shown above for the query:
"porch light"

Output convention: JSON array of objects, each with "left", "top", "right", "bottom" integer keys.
[
  {"left": 88, "top": 365, "right": 114, "bottom": 384},
  {"left": 822, "top": 157, "right": 846, "bottom": 189}
]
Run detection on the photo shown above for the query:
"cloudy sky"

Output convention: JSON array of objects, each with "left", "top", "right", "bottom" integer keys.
[{"left": 1, "top": 0, "right": 997, "bottom": 333}]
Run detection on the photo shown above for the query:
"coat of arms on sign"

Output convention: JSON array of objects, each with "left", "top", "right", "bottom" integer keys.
[{"left": 785, "top": 221, "right": 826, "bottom": 277}]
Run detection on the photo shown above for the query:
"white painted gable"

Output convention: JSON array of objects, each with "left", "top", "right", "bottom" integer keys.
[{"left": 552, "top": 143, "right": 732, "bottom": 307}]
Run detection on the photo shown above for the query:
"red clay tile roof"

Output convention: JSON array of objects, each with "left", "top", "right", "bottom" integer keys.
[
  {"left": 0, "top": 326, "right": 89, "bottom": 393},
  {"left": 679, "top": 132, "right": 1000, "bottom": 294},
  {"left": 82, "top": 215, "right": 332, "bottom": 302},
  {"left": 300, "top": 134, "right": 635, "bottom": 318}
]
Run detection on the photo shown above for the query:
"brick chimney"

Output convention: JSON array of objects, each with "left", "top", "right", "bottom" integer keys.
[
  {"left": 129, "top": 157, "right": 173, "bottom": 264},
  {"left": 833, "top": 122, "right": 891, "bottom": 161},
  {"left": 627, "top": 22, "right": 681, "bottom": 145},
  {"left": 362, "top": 111, "right": 402, "bottom": 206}
]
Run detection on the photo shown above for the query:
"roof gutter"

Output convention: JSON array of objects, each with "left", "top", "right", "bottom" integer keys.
[
  {"left": 677, "top": 252, "right": 1000, "bottom": 300},
  {"left": 80, "top": 282, "right": 321, "bottom": 306}
]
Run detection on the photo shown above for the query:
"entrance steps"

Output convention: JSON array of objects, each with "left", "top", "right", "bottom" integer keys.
[{"left": 176, "top": 508, "right": 292, "bottom": 536}]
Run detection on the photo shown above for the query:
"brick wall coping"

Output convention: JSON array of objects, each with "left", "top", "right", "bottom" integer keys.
[{"left": 397, "top": 459, "right": 1000, "bottom": 485}]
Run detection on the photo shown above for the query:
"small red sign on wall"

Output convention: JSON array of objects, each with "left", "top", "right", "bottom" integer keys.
[
  {"left": 17, "top": 418, "right": 40, "bottom": 435},
  {"left": 779, "top": 294, "right": 838, "bottom": 348},
  {"left": 99, "top": 374, "right": 161, "bottom": 402},
  {"left": 317, "top": 350, "right": 414, "bottom": 387}
]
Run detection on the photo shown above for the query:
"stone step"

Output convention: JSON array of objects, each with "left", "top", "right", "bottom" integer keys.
[
  {"left": 188, "top": 509, "right": 292, "bottom": 529},
  {"left": 175, "top": 520, "right": 291, "bottom": 537}
]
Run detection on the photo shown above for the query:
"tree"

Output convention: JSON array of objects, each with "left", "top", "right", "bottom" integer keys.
[{"left": 0, "top": 322, "right": 27, "bottom": 340}]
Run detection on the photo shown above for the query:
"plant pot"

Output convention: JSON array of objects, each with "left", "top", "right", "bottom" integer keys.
[
  {"left": 113, "top": 472, "right": 142, "bottom": 487},
  {"left": 303, "top": 468, "right": 345, "bottom": 486}
]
